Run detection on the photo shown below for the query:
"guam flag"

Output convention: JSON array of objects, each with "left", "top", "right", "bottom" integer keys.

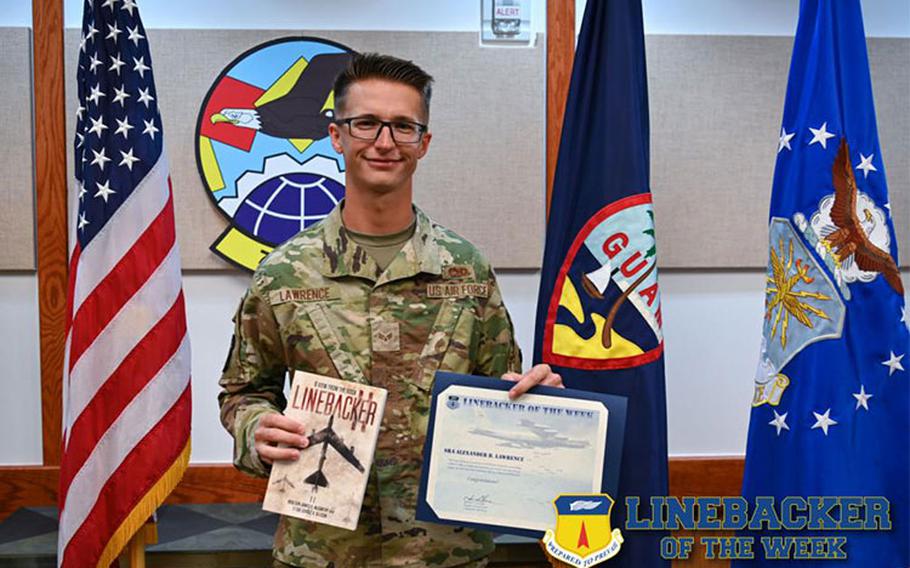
[
  {"left": 533, "top": 0, "right": 668, "bottom": 565},
  {"left": 740, "top": 0, "right": 909, "bottom": 565}
]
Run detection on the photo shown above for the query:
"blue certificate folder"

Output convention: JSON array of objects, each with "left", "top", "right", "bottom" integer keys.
[{"left": 416, "top": 372, "right": 627, "bottom": 539}]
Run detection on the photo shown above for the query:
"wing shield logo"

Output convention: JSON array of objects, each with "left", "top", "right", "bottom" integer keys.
[
  {"left": 542, "top": 494, "right": 623, "bottom": 566},
  {"left": 542, "top": 194, "right": 663, "bottom": 370},
  {"left": 195, "top": 37, "right": 354, "bottom": 271}
]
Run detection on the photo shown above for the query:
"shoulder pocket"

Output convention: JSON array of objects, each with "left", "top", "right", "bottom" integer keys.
[{"left": 301, "top": 303, "right": 369, "bottom": 385}]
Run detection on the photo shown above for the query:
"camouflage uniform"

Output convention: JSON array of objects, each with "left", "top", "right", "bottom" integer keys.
[{"left": 219, "top": 204, "right": 522, "bottom": 567}]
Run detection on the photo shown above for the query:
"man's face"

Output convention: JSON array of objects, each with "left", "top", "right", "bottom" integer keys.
[{"left": 328, "top": 79, "right": 432, "bottom": 195}]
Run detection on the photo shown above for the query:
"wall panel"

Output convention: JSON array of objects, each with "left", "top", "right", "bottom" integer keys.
[
  {"left": 64, "top": 29, "right": 546, "bottom": 269},
  {"left": 60, "top": 31, "right": 908, "bottom": 270},
  {"left": 0, "top": 28, "right": 36, "bottom": 270},
  {"left": 649, "top": 35, "right": 909, "bottom": 268}
]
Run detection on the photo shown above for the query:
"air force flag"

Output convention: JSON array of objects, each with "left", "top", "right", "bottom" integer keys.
[{"left": 740, "top": 0, "right": 909, "bottom": 565}]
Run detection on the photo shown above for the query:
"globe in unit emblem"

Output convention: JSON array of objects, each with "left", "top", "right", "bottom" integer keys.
[
  {"left": 228, "top": 154, "right": 345, "bottom": 248},
  {"left": 235, "top": 172, "right": 344, "bottom": 247},
  {"left": 195, "top": 37, "right": 355, "bottom": 271}
]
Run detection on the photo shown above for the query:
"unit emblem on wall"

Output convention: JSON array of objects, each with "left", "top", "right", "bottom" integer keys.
[{"left": 195, "top": 37, "right": 354, "bottom": 271}]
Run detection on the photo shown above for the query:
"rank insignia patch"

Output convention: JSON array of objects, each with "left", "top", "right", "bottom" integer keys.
[
  {"left": 371, "top": 321, "right": 400, "bottom": 352},
  {"left": 195, "top": 37, "right": 355, "bottom": 271}
]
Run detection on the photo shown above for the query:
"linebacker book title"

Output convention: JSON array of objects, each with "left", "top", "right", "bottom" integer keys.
[{"left": 263, "top": 372, "right": 388, "bottom": 530}]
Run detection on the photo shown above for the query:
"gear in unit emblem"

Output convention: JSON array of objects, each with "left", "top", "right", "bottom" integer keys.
[{"left": 195, "top": 37, "right": 354, "bottom": 271}]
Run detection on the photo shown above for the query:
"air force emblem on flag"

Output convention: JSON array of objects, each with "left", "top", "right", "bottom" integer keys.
[
  {"left": 542, "top": 194, "right": 662, "bottom": 370},
  {"left": 195, "top": 38, "right": 354, "bottom": 271},
  {"left": 542, "top": 494, "right": 623, "bottom": 567},
  {"left": 753, "top": 218, "right": 846, "bottom": 407}
]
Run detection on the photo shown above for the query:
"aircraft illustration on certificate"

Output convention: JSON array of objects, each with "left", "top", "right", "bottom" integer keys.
[{"left": 470, "top": 419, "right": 591, "bottom": 450}]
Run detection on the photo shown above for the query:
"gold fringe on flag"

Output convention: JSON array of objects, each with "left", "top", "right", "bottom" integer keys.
[{"left": 96, "top": 441, "right": 191, "bottom": 568}]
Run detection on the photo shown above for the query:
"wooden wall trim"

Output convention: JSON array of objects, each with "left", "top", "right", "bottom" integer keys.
[
  {"left": 0, "top": 464, "right": 267, "bottom": 521},
  {"left": 0, "top": 458, "right": 741, "bottom": 521},
  {"left": 546, "top": 0, "right": 575, "bottom": 217},
  {"left": 668, "top": 456, "right": 745, "bottom": 497},
  {"left": 165, "top": 464, "right": 267, "bottom": 504},
  {"left": 33, "top": 0, "right": 68, "bottom": 466},
  {"left": 0, "top": 466, "right": 59, "bottom": 519}
]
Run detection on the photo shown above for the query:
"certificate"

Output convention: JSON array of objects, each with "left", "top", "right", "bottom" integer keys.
[{"left": 416, "top": 372, "right": 627, "bottom": 538}]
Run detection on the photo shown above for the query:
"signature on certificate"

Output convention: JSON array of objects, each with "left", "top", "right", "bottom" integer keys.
[{"left": 463, "top": 494, "right": 494, "bottom": 511}]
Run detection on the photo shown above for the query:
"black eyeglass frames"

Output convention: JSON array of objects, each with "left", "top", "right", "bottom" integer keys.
[{"left": 334, "top": 116, "right": 428, "bottom": 144}]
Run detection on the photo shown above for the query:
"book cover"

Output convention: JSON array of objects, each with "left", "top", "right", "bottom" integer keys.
[{"left": 263, "top": 371, "right": 387, "bottom": 530}]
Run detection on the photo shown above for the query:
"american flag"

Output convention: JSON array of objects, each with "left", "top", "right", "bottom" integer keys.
[{"left": 58, "top": 0, "right": 191, "bottom": 566}]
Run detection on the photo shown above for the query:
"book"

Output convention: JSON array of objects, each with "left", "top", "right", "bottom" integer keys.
[{"left": 263, "top": 371, "right": 387, "bottom": 530}]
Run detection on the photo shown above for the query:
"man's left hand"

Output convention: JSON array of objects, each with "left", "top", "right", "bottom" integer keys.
[{"left": 502, "top": 363, "right": 564, "bottom": 400}]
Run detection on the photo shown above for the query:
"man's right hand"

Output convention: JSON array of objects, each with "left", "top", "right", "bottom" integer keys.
[{"left": 254, "top": 413, "right": 309, "bottom": 465}]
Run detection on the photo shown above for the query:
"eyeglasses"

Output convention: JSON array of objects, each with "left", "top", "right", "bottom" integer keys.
[{"left": 335, "top": 116, "right": 428, "bottom": 144}]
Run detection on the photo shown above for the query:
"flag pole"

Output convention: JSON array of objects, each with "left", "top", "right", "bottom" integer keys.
[
  {"left": 545, "top": 0, "right": 575, "bottom": 220},
  {"left": 125, "top": 519, "right": 157, "bottom": 568},
  {"left": 126, "top": 530, "right": 145, "bottom": 568}
]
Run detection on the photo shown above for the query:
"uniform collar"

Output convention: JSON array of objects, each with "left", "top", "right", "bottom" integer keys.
[{"left": 319, "top": 201, "right": 443, "bottom": 283}]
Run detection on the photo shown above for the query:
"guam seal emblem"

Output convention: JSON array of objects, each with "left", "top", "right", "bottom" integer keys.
[
  {"left": 542, "top": 194, "right": 663, "bottom": 369},
  {"left": 195, "top": 38, "right": 354, "bottom": 271}
]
